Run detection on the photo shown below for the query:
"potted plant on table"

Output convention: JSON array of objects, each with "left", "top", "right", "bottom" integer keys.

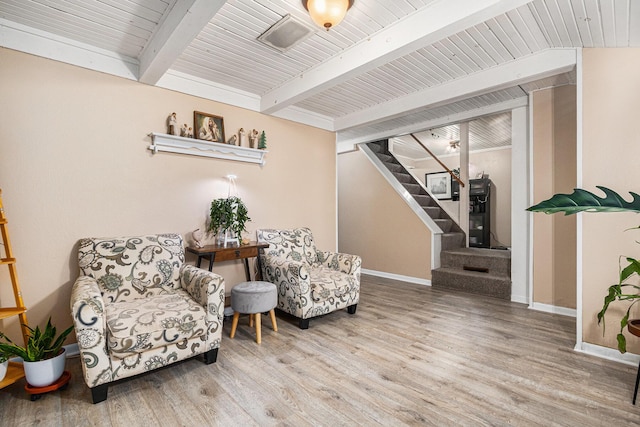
[
  {"left": 528, "top": 186, "right": 640, "bottom": 353},
  {"left": 0, "top": 317, "right": 74, "bottom": 387},
  {"left": 208, "top": 196, "right": 251, "bottom": 247}
]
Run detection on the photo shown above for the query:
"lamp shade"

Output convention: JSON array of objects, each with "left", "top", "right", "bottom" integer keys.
[{"left": 303, "top": 0, "right": 353, "bottom": 30}]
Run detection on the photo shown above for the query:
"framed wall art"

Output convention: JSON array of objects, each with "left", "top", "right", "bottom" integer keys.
[
  {"left": 425, "top": 171, "right": 452, "bottom": 200},
  {"left": 194, "top": 111, "right": 225, "bottom": 143}
]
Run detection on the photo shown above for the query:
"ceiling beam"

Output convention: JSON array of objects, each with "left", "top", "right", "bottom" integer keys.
[
  {"left": 335, "top": 97, "right": 528, "bottom": 153},
  {"left": 138, "top": 0, "right": 226, "bottom": 85},
  {"left": 259, "top": 0, "right": 532, "bottom": 114},
  {"left": 333, "top": 48, "right": 577, "bottom": 131}
]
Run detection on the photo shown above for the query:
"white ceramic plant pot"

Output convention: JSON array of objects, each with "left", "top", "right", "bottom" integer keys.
[
  {"left": 0, "top": 360, "right": 8, "bottom": 382},
  {"left": 23, "top": 348, "right": 66, "bottom": 387}
]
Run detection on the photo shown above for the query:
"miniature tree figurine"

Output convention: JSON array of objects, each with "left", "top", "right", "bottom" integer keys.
[{"left": 258, "top": 131, "right": 267, "bottom": 149}]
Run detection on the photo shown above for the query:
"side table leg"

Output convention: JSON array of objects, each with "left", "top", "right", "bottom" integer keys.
[
  {"left": 244, "top": 259, "right": 251, "bottom": 281},
  {"left": 208, "top": 253, "right": 216, "bottom": 272}
]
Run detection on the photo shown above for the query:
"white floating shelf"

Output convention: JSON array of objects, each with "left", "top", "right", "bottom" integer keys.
[{"left": 149, "top": 133, "right": 267, "bottom": 166}]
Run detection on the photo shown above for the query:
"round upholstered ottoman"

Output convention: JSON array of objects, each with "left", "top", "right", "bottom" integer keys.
[{"left": 230, "top": 281, "right": 278, "bottom": 344}]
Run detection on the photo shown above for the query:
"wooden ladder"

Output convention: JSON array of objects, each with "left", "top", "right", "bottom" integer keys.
[{"left": 0, "top": 188, "right": 29, "bottom": 389}]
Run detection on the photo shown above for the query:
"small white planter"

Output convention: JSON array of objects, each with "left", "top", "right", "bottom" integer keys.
[
  {"left": 0, "top": 360, "right": 8, "bottom": 382},
  {"left": 23, "top": 348, "right": 66, "bottom": 387}
]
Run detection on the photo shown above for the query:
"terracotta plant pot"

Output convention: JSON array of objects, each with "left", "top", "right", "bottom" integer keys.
[
  {"left": 628, "top": 319, "right": 640, "bottom": 338},
  {"left": 23, "top": 348, "right": 66, "bottom": 387}
]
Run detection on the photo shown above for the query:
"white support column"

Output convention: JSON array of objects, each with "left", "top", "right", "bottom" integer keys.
[
  {"left": 511, "top": 106, "right": 530, "bottom": 304},
  {"left": 459, "top": 122, "right": 470, "bottom": 247}
]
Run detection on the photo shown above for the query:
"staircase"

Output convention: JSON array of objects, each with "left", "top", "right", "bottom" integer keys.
[
  {"left": 366, "top": 140, "right": 465, "bottom": 251},
  {"left": 431, "top": 247, "right": 511, "bottom": 300},
  {"left": 364, "top": 140, "right": 512, "bottom": 300}
]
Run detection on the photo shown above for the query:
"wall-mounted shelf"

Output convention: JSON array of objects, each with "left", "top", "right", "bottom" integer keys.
[{"left": 149, "top": 133, "right": 267, "bottom": 166}]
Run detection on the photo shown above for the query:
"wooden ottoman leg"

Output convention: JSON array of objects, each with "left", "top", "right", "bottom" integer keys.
[
  {"left": 249, "top": 313, "right": 254, "bottom": 328},
  {"left": 269, "top": 309, "right": 278, "bottom": 332},
  {"left": 255, "top": 313, "right": 262, "bottom": 344},
  {"left": 230, "top": 312, "right": 240, "bottom": 339}
]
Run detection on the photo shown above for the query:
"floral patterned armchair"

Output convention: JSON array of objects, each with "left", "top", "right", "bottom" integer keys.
[
  {"left": 70, "top": 234, "right": 225, "bottom": 403},
  {"left": 256, "top": 227, "right": 361, "bottom": 329}
]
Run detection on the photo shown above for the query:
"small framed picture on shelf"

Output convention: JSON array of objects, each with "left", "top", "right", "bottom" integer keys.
[
  {"left": 194, "top": 111, "right": 225, "bottom": 143},
  {"left": 425, "top": 171, "right": 452, "bottom": 200}
]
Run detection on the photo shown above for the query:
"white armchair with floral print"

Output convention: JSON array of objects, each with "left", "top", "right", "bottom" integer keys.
[
  {"left": 70, "top": 234, "right": 225, "bottom": 403},
  {"left": 256, "top": 227, "right": 361, "bottom": 329}
]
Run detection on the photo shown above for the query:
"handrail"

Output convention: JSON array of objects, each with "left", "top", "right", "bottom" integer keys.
[{"left": 410, "top": 133, "right": 465, "bottom": 188}]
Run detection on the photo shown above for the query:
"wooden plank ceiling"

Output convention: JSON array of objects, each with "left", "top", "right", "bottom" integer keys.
[{"left": 0, "top": 0, "right": 638, "bottom": 155}]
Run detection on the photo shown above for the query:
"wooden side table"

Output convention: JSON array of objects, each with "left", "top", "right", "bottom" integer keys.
[{"left": 186, "top": 241, "right": 269, "bottom": 282}]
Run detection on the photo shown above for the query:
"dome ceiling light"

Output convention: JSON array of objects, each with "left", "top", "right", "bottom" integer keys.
[{"left": 302, "top": 0, "right": 354, "bottom": 30}]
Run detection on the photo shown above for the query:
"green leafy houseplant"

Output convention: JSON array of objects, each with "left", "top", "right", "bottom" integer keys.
[
  {"left": 208, "top": 196, "right": 251, "bottom": 244},
  {"left": 0, "top": 317, "right": 74, "bottom": 362},
  {"left": 528, "top": 186, "right": 640, "bottom": 353}
]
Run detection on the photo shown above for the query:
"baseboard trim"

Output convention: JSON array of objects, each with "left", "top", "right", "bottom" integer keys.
[
  {"left": 64, "top": 343, "right": 80, "bottom": 357},
  {"left": 362, "top": 269, "right": 431, "bottom": 286},
  {"left": 529, "top": 302, "right": 577, "bottom": 318},
  {"left": 577, "top": 342, "right": 640, "bottom": 367}
]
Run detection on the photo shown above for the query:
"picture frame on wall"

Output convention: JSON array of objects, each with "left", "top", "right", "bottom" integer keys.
[
  {"left": 194, "top": 111, "right": 225, "bottom": 143},
  {"left": 425, "top": 172, "right": 452, "bottom": 200}
]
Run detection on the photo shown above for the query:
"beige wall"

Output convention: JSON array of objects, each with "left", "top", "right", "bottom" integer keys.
[
  {"left": 412, "top": 148, "right": 512, "bottom": 247},
  {"left": 0, "top": 48, "right": 337, "bottom": 340},
  {"left": 582, "top": 48, "right": 640, "bottom": 351},
  {"left": 531, "top": 85, "right": 577, "bottom": 309},
  {"left": 338, "top": 150, "right": 431, "bottom": 279}
]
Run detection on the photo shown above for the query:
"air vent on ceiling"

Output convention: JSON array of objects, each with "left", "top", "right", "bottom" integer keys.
[{"left": 257, "top": 14, "right": 315, "bottom": 52}]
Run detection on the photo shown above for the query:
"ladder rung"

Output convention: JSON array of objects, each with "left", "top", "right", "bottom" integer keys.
[
  {"left": 0, "top": 219, "right": 7, "bottom": 224},
  {"left": 0, "top": 307, "right": 27, "bottom": 320},
  {"left": 0, "top": 258, "right": 16, "bottom": 265}
]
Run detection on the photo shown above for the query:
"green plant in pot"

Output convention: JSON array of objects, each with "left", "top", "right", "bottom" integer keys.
[
  {"left": 208, "top": 196, "right": 251, "bottom": 246},
  {"left": 0, "top": 317, "right": 74, "bottom": 387},
  {"left": 0, "top": 350, "right": 8, "bottom": 382},
  {"left": 528, "top": 186, "right": 640, "bottom": 353}
]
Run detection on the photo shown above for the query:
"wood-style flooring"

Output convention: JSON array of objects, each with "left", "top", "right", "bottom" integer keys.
[{"left": 1, "top": 274, "right": 640, "bottom": 426}]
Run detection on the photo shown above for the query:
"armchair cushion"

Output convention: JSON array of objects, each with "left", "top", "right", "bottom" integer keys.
[
  {"left": 258, "top": 227, "right": 318, "bottom": 267},
  {"left": 105, "top": 289, "right": 207, "bottom": 357},
  {"left": 78, "top": 234, "right": 185, "bottom": 303},
  {"left": 309, "top": 267, "right": 359, "bottom": 303}
]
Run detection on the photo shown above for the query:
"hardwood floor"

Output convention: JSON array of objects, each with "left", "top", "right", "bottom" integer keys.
[{"left": 2, "top": 274, "right": 640, "bottom": 426}]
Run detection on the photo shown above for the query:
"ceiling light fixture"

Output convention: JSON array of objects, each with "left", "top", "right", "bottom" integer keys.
[{"left": 302, "top": 0, "right": 354, "bottom": 30}]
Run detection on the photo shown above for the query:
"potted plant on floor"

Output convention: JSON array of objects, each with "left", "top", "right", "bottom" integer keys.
[
  {"left": 0, "top": 317, "right": 74, "bottom": 387},
  {"left": 0, "top": 351, "right": 8, "bottom": 382},
  {"left": 209, "top": 196, "right": 251, "bottom": 247},
  {"left": 528, "top": 186, "right": 640, "bottom": 353}
]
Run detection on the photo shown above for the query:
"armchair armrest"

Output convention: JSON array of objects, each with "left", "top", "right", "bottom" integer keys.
[
  {"left": 316, "top": 250, "right": 362, "bottom": 276},
  {"left": 261, "top": 253, "right": 311, "bottom": 319},
  {"left": 179, "top": 264, "right": 225, "bottom": 348},
  {"left": 70, "top": 275, "right": 113, "bottom": 388}
]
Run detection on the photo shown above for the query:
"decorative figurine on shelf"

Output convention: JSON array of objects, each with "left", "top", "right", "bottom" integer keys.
[
  {"left": 238, "top": 128, "right": 246, "bottom": 147},
  {"left": 227, "top": 135, "right": 237, "bottom": 145},
  {"left": 191, "top": 228, "right": 204, "bottom": 248},
  {"left": 168, "top": 112, "right": 178, "bottom": 136},
  {"left": 186, "top": 126, "right": 193, "bottom": 138},
  {"left": 258, "top": 131, "right": 267, "bottom": 150},
  {"left": 180, "top": 123, "right": 188, "bottom": 137},
  {"left": 249, "top": 129, "right": 259, "bottom": 149}
]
